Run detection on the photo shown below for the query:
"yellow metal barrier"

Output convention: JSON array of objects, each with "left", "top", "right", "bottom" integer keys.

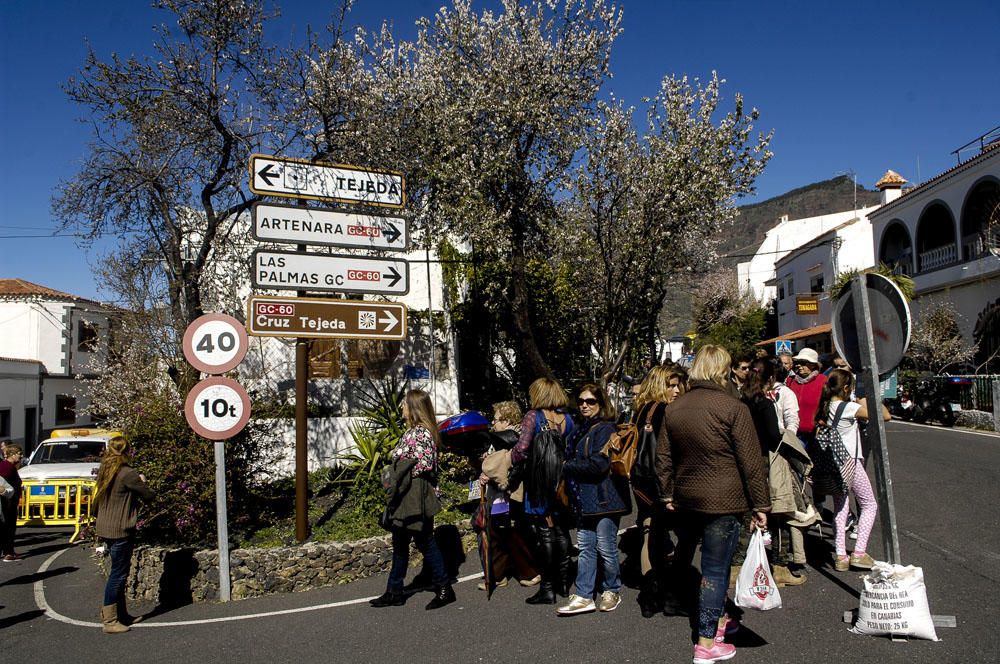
[{"left": 17, "top": 479, "right": 96, "bottom": 543}]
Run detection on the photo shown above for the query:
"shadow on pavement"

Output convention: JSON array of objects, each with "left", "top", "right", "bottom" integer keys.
[
  {"left": 0, "top": 565, "right": 78, "bottom": 588},
  {"left": 0, "top": 609, "right": 46, "bottom": 629}
]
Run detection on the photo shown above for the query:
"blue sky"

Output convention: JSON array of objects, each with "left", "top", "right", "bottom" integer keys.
[{"left": 1, "top": 0, "right": 998, "bottom": 302}]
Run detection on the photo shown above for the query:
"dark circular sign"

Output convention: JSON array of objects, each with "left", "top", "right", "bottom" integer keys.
[{"left": 832, "top": 273, "right": 911, "bottom": 374}]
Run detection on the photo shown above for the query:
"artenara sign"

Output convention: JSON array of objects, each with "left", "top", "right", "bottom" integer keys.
[
  {"left": 252, "top": 201, "right": 407, "bottom": 251},
  {"left": 247, "top": 296, "right": 406, "bottom": 340},
  {"left": 252, "top": 249, "right": 409, "bottom": 296},
  {"left": 249, "top": 154, "right": 404, "bottom": 208}
]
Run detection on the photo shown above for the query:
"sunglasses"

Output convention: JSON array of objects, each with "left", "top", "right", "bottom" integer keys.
[{"left": 577, "top": 397, "right": 599, "bottom": 406}]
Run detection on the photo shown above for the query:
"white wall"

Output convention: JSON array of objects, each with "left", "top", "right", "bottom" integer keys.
[
  {"left": 740, "top": 206, "right": 880, "bottom": 303},
  {"left": 0, "top": 358, "right": 41, "bottom": 446}
]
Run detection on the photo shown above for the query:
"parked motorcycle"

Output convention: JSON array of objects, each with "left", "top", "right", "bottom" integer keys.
[{"left": 906, "top": 376, "right": 969, "bottom": 427}]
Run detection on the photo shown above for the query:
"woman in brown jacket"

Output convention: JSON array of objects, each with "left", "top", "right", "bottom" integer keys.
[
  {"left": 657, "top": 345, "right": 770, "bottom": 664},
  {"left": 94, "top": 437, "right": 153, "bottom": 634}
]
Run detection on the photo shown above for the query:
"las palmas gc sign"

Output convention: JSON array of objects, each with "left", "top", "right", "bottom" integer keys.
[
  {"left": 252, "top": 249, "right": 409, "bottom": 296},
  {"left": 249, "top": 154, "right": 404, "bottom": 208}
]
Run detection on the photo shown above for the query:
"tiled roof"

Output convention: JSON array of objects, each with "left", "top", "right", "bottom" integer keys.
[
  {"left": 0, "top": 356, "right": 43, "bottom": 365},
  {"left": 756, "top": 323, "right": 833, "bottom": 346},
  {"left": 0, "top": 278, "right": 101, "bottom": 305},
  {"left": 875, "top": 170, "right": 907, "bottom": 189}
]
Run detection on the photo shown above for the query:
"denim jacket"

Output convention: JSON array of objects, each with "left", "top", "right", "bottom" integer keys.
[{"left": 563, "top": 419, "right": 632, "bottom": 520}]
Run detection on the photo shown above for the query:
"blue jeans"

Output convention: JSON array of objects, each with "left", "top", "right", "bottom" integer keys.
[
  {"left": 387, "top": 520, "right": 447, "bottom": 592},
  {"left": 103, "top": 537, "right": 134, "bottom": 606},
  {"left": 679, "top": 513, "right": 742, "bottom": 639},
  {"left": 573, "top": 516, "right": 621, "bottom": 597}
]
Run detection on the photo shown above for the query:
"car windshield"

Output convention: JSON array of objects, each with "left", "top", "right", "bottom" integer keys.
[{"left": 28, "top": 441, "right": 106, "bottom": 464}]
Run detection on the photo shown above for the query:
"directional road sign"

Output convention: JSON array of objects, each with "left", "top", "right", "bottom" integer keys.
[
  {"left": 182, "top": 313, "right": 249, "bottom": 374},
  {"left": 184, "top": 377, "right": 252, "bottom": 441},
  {"left": 249, "top": 154, "right": 404, "bottom": 208},
  {"left": 252, "top": 249, "right": 409, "bottom": 296},
  {"left": 247, "top": 296, "right": 407, "bottom": 340},
  {"left": 252, "top": 201, "right": 407, "bottom": 251}
]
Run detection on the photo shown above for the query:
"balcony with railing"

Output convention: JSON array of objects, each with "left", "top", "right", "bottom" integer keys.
[
  {"left": 918, "top": 243, "right": 957, "bottom": 272},
  {"left": 962, "top": 233, "right": 988, "bottom": 261}
]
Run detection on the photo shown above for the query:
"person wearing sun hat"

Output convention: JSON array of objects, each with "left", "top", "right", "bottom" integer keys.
[{"left": 784, "top": 348, "right": 827, "bottom": 452}]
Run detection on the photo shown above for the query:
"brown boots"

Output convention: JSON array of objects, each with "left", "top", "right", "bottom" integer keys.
[
  {"left": 100, "top": 604, "right": 130, "bottom": 634},
  {"left": 773, "top": 565, "right": 807, "bottom": 587}
]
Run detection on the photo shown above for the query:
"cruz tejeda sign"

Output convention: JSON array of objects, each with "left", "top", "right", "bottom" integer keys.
[
  {"left": 252, "top": 249, "right": 409, "bottom": 296},
  {"left": 252, "top": 201, "right": 407, "bottom": 251},
  {"left": 247, "top": 295, "right": 407, "bottom": 340},
  {"left": 249, "top": 154, "right": 404, "bottom": 208}
]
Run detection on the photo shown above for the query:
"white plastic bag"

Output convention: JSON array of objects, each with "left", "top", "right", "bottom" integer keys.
[
  {"left": 853, "top": 561, "right": 939, "bottom": 641},
  {"left": 735, "top": 529, "right": 782, "bottom": 610}
]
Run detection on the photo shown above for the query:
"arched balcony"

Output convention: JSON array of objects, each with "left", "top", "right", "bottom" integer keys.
[
  {"left": 879, "top": 221, "right": 914, "bottom": 276},
  {"left": 961, "top": 178, "right": 1000, "bottom": 260},
  {"left": 915, "top": 201, "right": 958, "bottom": 272}
]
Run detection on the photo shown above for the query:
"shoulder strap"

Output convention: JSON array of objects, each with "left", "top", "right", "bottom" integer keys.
[{"left": 830, "top": 400, "right": 849, "bottom": 429}]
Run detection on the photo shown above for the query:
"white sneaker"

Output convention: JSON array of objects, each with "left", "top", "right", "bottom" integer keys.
[{"left": 557, "top": 594, "right": 596, "bottom": 615}]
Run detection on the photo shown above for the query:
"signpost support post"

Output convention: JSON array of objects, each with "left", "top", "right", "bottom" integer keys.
[
  {"left": 849, "top": 275, "right": 901, "bottom": 564},
  {"left": 214, "top": 440, "right": 232, "bottom": 602},
  {"left": 295, "top": 240, "right": 309, "bottom": 544}
]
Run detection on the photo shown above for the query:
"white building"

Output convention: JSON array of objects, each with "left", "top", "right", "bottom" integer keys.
[
  {"left": 738, "top": 205, "right": 881, "bottom": 353},
  {"left": 0, "top": 279, "right": 114, "bottom": 448},
  {"left": 870, "top": 137, "right": 1000, "bottom": 372},
  {"left": 0, "top": 357, "right": 42, "bottom": 449}
]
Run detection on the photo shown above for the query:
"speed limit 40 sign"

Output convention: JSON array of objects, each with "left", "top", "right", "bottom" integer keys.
[
  {"left": 183, "top": 313, "right": 249, "bottom": 374},
  {"left": 184, "top": 377, "right": 252, "bottom": 441}
]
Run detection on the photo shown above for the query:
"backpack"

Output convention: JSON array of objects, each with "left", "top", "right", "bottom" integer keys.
[
  {"left": 629, "top": 403, "right": 661, "bottom": 506},
  {"left": 810, "top": 401, "right": 857, "bottom": 495},
  {"left": 524, "top": 411, "right": 571, "bottom": 515},
  {"left": 602, "top": 419, "right": 641, "bottom": 480}
]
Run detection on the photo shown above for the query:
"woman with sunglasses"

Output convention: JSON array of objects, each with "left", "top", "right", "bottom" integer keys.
[{"left": 557, "top": 384, "right": 632, "bottom": 615}]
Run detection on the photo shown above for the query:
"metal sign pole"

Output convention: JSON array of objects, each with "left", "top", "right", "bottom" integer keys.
[
  {"left": 295, "top": 241, "right": 309, "bottom": 544},
  {"left": 214, "top": 440, "right": 232, "bottom": 602},
  {"left": 849, "top": 276, "right": 901, "bottom": 563}
]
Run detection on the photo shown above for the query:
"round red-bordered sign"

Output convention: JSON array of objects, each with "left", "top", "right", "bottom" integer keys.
[
  {"left": 183, "top": 313, "right": 249, "bottom": 374},
  {"left": 184, "top": 377, "right": 252, "bottom": 441}
]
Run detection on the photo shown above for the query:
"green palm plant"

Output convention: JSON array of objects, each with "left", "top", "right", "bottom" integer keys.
[
  {"left": 831, "top": 263, "right": 916, "bottom": 302},
  {"left": 336, "top": 377, "right": 408, "bottom": 483}
]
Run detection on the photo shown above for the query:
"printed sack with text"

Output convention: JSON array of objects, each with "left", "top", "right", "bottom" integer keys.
[{"left": 853, "top": 562, "right": 939, "bottom": 641}]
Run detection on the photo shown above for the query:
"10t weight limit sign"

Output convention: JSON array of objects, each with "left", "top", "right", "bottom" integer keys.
[{"left": 184, "top": 377, "right": 252, "bottom": 441}]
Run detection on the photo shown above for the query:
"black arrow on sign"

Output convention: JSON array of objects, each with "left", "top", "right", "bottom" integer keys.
[
  {"left": 258, "top": 163, "right": 279, "bottom": 186},
  {"left": 383, "top": 266, "right": 402, "bottom": 288},
  {"left": 383, "top": 221, "right": 401, "bottom": 245}
]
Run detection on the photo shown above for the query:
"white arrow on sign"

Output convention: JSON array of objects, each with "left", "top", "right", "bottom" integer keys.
[
  {"left": 378, "top": 309, "right": 399, "bottom": 332},
  {"left": 249, "top": 154, "right": 404, "bottom": 208},
  {"left": 252, "top": 202, "right": 407, "bottom": 251},
  {"left": 252, "top": 249, "right": 409, "bottom": 296}
]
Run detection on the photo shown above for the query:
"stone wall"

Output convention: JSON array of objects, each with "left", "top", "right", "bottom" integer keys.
[{"left": 124, "top": 522, "right": 474, "bottom": 605}]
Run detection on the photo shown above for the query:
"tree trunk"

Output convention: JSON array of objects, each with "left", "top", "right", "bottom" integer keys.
[{"left": 509, "top": 244, "right": 554, "bottom": 382}]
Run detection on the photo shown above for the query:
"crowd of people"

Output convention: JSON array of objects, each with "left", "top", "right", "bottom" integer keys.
[
  {"left": 2, "top": 342, "right": 888, "bottom": 660},
  {"left": 373, "top": 344, "right": 889, "bottom": 664}
]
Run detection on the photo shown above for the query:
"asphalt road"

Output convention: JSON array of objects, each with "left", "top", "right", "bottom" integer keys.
[{"left": 2, "top": 420, "right": 998, "bottom": 664}]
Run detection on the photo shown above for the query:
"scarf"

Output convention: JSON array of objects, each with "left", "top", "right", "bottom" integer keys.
[{"left": 793, "top": 369, "right": 819, "bottom": 384}]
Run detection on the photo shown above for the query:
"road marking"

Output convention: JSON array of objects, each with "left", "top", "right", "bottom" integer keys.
[
  {"left": 890, "top": 420, "right": 1000, "bottom": 439},
  {"left": 34, "top": 546, "right": 483, "bottom": 629}
]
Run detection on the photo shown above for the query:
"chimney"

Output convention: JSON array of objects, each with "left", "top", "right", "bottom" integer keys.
[{"left": 875, "top": 169, "right": 908, "bottom": 205}]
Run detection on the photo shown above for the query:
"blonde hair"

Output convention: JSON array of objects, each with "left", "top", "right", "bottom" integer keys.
[
  {"left": 634, "top": 366, "right": 675, "bottom": 408},
  {"left": 528, "top": 377, "right": 569, "bottom": 410},
  {"left": 94, "top": 436, "right": 129, "bottom": 505},
  {"left": 3, "top": 443, "right": 22, "bottom": 459},
  {"left": 404, "top": 389, "right": 440, "bottom": 446},
  {"left": 492, "top": 400, "right": 522, "bottom": 425},
  {"left": 689, "top": 345, "right": 732, "bottom": 387}
]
